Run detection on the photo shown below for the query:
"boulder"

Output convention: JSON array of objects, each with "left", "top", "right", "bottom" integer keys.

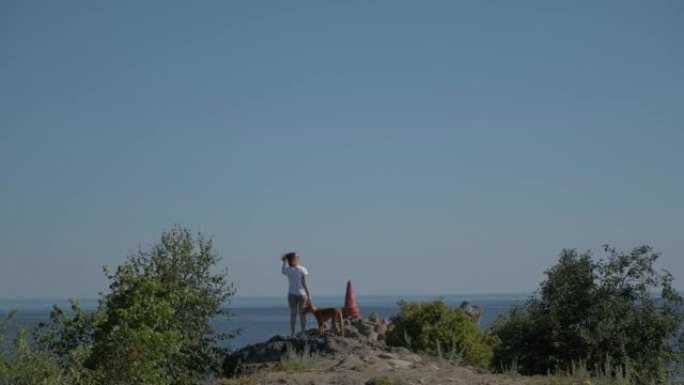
[
  {"left": 368, "top": 312, "right": 380, "bottom": 323},
  {"left": 458, "top": 300, "right": 482, "bottom": 323},
  {"left": 344, "top": 324, "right": 362, "bottom": 339},
  {"left": 353, "top": 319, "right": 374, "bottom": 337},
  {"left": 222, "top": 334, "right": 342, "bottom": 376},
  {"left": 334, "top": 354, "right": 367, "bottom": 371},
  {"left": 367, "top": 330, "right": 378, "bottom": 341},
  {"left": 373, "top": 322, "right": 388, "bottom": 337}
]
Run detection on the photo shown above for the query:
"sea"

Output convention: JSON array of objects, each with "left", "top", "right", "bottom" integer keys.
[{"left": 0, "top": 294, "right": 529, "bottom": 351}]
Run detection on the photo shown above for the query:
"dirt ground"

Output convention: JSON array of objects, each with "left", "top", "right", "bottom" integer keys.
[
  {"left": 223, "top": 363, "right": 561, "bottom": 385},
  {"left": 261, "top": 368, "right": 535, "bottom": 385}
]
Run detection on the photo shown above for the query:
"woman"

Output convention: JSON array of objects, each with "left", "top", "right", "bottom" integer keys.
[{"left": 281, "top": 252, "right": 312, "bottom": 337}]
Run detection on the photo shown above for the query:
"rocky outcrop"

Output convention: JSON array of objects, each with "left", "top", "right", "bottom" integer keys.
[
  {"left": 223, "top": 316, "right": 417, "bottom": 377},
  {"left": 349, "top": 313, "right": 390, "bottom": 341},
  {"left": 223, "top": 302, "right": 486, "bottom": 379}
]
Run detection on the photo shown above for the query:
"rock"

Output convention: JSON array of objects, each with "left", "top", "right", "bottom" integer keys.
[
  {"left": 352, "top": 318, "right": 374, "bottom": 336},
  {"left": 387, "top": 359, "right": 414, "bottom": 369},
  {"left": 354, "top": 354, "right": 391, "bottom": 371},
  {"left": 459, "top": 301, "right": 482, "bottom": 323},
  {"left": 388, "top": 346, "right": 412, "bottom": 356},
  {"left": 344, "top": 325, "right": 362, "bottom": 339},
  {"left": 334, "top": 354, "right": 366, "bottom": 371},
  {"left": 376, "top": 352, "right": 396, "bottom": 360},
  {"left": 367, "top": 330, "right": 378, "bottom": 341},
  {"left": 373, "top": 323, "right": 388, "bottom": 337},
  {"left": 368, "top": 312, "right": 380, "bottom": 323},
  {"left": 223, "top": 334, "right": 339, "bottom": 376},
  {"left": 403, "top": 353, "right": 422, "bottom": 363},
  {"left": 223, "top": 316, "right": 422, "bottom": 378}
]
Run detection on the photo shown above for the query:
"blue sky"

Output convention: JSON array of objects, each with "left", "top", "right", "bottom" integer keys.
[{"left": 1, "top": 0, "right": 682, "bottom": 299}]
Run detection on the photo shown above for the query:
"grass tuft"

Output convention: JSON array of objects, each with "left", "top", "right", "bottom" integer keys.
[
  {"left": 433, "top": 338, "right": 463, "bottom": 367},
  {"left": 276, "top": 343, "right": 327, "bottom": 371}
]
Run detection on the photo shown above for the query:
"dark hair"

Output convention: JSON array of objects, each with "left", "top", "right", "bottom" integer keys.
[{"left": 284, "top": 252, "right": 297, "bottom": 267}]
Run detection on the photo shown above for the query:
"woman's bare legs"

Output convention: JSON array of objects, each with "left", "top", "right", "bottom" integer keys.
[
  {"left": 299, "top": 303, "right": 307, "bottom": 334},
  {"left": 289, "top": 306, "right": 298, "bottom": 337}
]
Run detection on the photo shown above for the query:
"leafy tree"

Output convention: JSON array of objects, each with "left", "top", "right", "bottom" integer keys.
[
  {"left": 386, "top": 299, "right": 498, "bottom": 368},
  {"left": 88, "top": 264, "right": 184, "bottom": 385},
  {"left": 591, "top": 246, "right": 683, "bottom": 383},
  {"left": 490, "top": 246, "right": 683, "bottom": 384},
  {"left": 35, "top": 225, "right": 236, "bottom": 385}
]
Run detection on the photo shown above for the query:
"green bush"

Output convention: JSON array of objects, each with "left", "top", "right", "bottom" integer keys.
[
  {"left": 0, "top": 311, "right": 95, "bottom": 385},
  {"left": 386, "top": 299, "right": 498, "bottom": 368},
  {"left": 33, "top": 225, "right": 237, "bottom": 385},
  {"left": 490, "top": 246, "right": 684, "bottom": 384}
]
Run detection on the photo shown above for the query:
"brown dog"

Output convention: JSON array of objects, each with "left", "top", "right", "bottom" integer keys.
[{"left": 303, "top": 302, "right": 345, "bottom": 337}]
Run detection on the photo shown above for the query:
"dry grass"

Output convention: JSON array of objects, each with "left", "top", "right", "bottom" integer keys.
[{"left": 275, "top": 343, "right": 329, "bottom": 372}]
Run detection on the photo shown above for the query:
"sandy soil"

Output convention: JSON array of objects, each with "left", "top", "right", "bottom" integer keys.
[
  {"left": 222, "top": 362, "right": 559, "bottom": 385},
  {"left": 258, "top": 368, "right": 539, "bottom": 385}
]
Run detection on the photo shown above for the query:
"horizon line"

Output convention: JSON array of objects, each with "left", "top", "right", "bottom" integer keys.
[{"left": 0, "top": 291, "right": 537, "bottom": 302}]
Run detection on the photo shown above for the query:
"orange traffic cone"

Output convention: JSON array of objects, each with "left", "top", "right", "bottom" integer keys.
[{"left": 342, "top": 280, "right": 360, "bottom": 319}]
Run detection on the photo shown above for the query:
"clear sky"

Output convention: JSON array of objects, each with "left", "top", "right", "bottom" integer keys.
[{"left": 1, "top": 0, "right": 682, "bottom": 300}]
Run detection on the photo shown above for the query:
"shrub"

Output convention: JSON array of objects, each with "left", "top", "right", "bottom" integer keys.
[
  {"left": 34, "top": 225, "right": 237, "bottom": 385},
  {"left": 0, "top": 311, "right": 95, "bottom": 385},
  {"left": 490, "top": 246, "right": 684, "bottom": 384},
  {"left": 386, "top": 299, "right": 498, "bottom": 368}
]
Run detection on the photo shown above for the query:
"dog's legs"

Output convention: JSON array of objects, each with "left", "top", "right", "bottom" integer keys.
[{"left": 336, "top": 313, "right": 344, "bottom": 336}]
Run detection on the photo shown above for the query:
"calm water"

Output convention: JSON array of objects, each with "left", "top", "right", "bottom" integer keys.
[{"left": 0, "top": 294, "right": 528, "bottom": 351}]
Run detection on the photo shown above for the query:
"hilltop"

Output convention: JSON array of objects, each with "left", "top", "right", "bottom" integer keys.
[{"left": 219, "top": 317, "right": 554, "bottom": 385}]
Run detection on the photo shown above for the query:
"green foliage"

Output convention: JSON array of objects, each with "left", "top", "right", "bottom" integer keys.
[
  {"left": 386, "top": 299, "right": 498, "bottom": 368},
  {"left": 0, "top": 311, "right": 94, "bottom": 385},
  {"left": 1, "top": 319, "right": 62, "bottom": 385},
  {"left": 490, "top": 246, "right": 684, "bottom": 384},
  {"left": 34, "top": 225, "right": 237, "bottom": 385},
  {"left": 89, "top": 265, "right": 184, "bottom": 385},
  {"left": 34, "top": 301, "right": 97, "bottom": 370}
]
